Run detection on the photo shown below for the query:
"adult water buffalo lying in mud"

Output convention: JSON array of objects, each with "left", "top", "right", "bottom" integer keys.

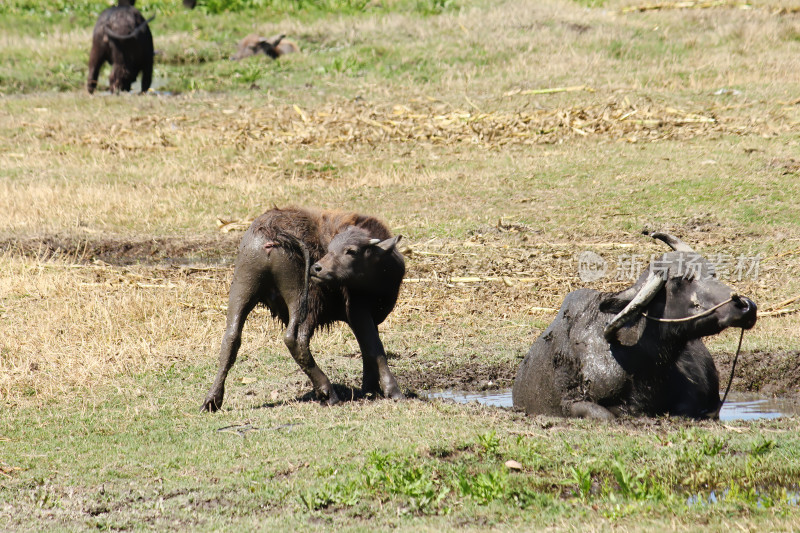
[
  {"left": 513, "top": 233, "right": 758, "bottom": 420},
  {"left": 201, "top": 207, "right": 405, "bottom": 412},
  {"left": 87, "top": 0, "right": 154, "bottom": 94},
  {"left": 230, "top": 34, "right": 300, "bottom": 61}
]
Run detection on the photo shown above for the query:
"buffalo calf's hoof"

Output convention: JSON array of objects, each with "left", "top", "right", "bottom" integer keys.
[
  {"left": 319, "top": 389, "right": 341, "bottom": 406},
  {"left": 201, "top": 395, "right": 223, "bottom": 413},
  {"left": 384, "top": 387, "right": 405, "bottom": 400}
]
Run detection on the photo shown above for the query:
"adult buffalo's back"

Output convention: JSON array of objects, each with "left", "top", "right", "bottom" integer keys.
[
  {"left": 87, "top": 0, "right": 154, "bottom": 94},
  {"left": 513, "top": 232, "right": 757, "bottom": 420},
  {"left": 201, "top": 207, "right": 405, "bottom": 412}
]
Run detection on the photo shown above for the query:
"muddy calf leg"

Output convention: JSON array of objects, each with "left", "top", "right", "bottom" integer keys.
[
  {"left": 201, "top": 264, "right": 261, "bottom": 412},
  {"left": 284, "top": 320, "right": 340, "bottom": 405},
  {"left": 348, "top": 304, "right": 404, "bottom": 400}
]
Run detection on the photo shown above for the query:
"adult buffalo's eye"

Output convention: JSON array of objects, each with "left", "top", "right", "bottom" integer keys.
[{"left": 345, "top": 248, "right": 357, "bottom": 256}]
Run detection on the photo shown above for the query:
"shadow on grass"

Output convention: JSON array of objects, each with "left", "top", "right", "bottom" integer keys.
[{"left": 255, "top": 383, "right": 419, "bottom": 409}]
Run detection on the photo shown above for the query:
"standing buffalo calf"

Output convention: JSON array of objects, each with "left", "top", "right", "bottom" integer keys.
[
  {"left": 87, "top": 0, "right": 154, "bottom": 94},
  {"left": 513, "top": 233, "right": 757, "bottom": 420},
  {"left": 230, "top": 34, "right": 300, "bottom": 61},
  {"left": 201, "top": 207, "right": 405, "bottom": 412}
]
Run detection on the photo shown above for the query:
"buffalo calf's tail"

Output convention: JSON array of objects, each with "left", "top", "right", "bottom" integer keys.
[{"left": 278, "top": 232, "right": 310, "bottom": 326}]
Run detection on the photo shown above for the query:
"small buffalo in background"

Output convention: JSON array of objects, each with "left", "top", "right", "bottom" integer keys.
[
  {"left": 513, "top": 232, "right": 758, "bottom": 420},
  {"left": 87, "top": 0, "right": 154, "bottom": 94},
  {"left": 201, "top": 207, "right": 405, "bottom": 412},
  {"left": 230, "top": 33, "right": 300, "bottom": 61}
]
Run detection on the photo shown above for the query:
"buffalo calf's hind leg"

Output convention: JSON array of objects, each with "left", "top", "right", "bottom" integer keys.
[
  {"left": 284, "top": 318, "right": 340, "bottom": 405},
  {"left": 201, "top": 249, "right": 264, "bottom": 412}
]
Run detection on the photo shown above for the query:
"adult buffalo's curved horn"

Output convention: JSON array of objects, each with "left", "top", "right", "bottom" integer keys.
[
  {"left": 604, "top": 272, "right": 666, "bottom": 342},
  {"left": 650, "top": 232, "right": 696, "bottom": 253}
]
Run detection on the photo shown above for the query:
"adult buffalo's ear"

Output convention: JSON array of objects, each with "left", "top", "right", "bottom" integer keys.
[
  {"left": 613, "top": 318, "right": 647, "bottom": 346},
  {"left": 599, "top": 291, "right": 647, "bottom": 346},
  {"left": 369, "top": 235, "right": 401, "bottom": 254},
  {"left": 602, "top": 272, "right": 666, "bottom": 345}
]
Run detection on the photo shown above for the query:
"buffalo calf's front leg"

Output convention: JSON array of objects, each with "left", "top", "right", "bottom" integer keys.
[{"left": 348, "top": 304, "right": 404, "bottom": 400}]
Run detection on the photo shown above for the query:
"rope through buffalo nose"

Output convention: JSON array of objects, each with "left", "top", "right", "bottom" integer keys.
[{"left": 642, "top": 296, "right": 735, "bottom": 323}]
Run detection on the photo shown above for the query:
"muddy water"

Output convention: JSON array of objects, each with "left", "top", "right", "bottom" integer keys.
[{"left": 426, "top": 389, "right": 799, "bottom": 421}]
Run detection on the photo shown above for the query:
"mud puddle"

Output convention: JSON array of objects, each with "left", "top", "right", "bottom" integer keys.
[
  {"left": 425, "top": 389, "right": 800, "bottom": 421},
  {"left": 687, "top": 488, "right": 800, "bottom": 508}
]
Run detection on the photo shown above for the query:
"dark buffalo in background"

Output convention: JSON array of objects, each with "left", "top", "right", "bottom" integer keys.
[
  {"left": 87, "top": 0, "right": 154, "bottom": 94},
  {"left": 201, "top": 207, "right": 405, "bottom": 412},
  {"left": 512, "top": 232, "right": 758, "bottom": 420}
]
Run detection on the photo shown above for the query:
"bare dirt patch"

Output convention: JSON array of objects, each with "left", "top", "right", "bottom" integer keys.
[
  {"left": 717, "top": 349, "right": 800, "bottom": 397},
  {"left": 398, "top": 360, "right": 518, "bottom": 393},
  {"left": 0, "top": 234, "right": 240, "bottom": 266}
]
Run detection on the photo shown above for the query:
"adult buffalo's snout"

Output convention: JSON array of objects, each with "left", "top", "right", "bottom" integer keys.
[{"left": 731, "top": 295, "right": 757, "bottom": 329}]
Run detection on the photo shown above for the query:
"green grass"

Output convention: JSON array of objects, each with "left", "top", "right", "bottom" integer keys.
[{"left": 3, "top": 374, "right": 799, "bottom": 530}]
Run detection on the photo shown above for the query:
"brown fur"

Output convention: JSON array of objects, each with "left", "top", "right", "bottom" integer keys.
[{"left": 251, "top": 207, "right": 394, "bottom": 328}]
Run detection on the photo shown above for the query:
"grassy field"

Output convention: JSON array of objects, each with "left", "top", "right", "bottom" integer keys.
[{"left": 2, "top": 0, "right": 800, "bottom": 530}]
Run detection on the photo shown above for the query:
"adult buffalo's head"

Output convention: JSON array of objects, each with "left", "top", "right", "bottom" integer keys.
[
  {"left": 602, "top": 232, "right": 757, "bottom": 346},
  {"left": 230, "top": 34, "right": 285, "bottom": 60},
  {"left": 310, "top": 226, "right": 402, "bottom": 290}
]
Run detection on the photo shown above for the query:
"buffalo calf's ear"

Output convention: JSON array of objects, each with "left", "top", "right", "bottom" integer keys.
[{"left": 372, "top": 235, "right": 401, "bottom": 253}]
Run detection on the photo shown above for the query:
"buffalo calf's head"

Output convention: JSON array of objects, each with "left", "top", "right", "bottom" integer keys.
[
  {"left": 311, "top": 227, "right": 402, "bottom": 289},
  {"left": 602, "top": 232, "right": 757, "bottom": 345}
]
